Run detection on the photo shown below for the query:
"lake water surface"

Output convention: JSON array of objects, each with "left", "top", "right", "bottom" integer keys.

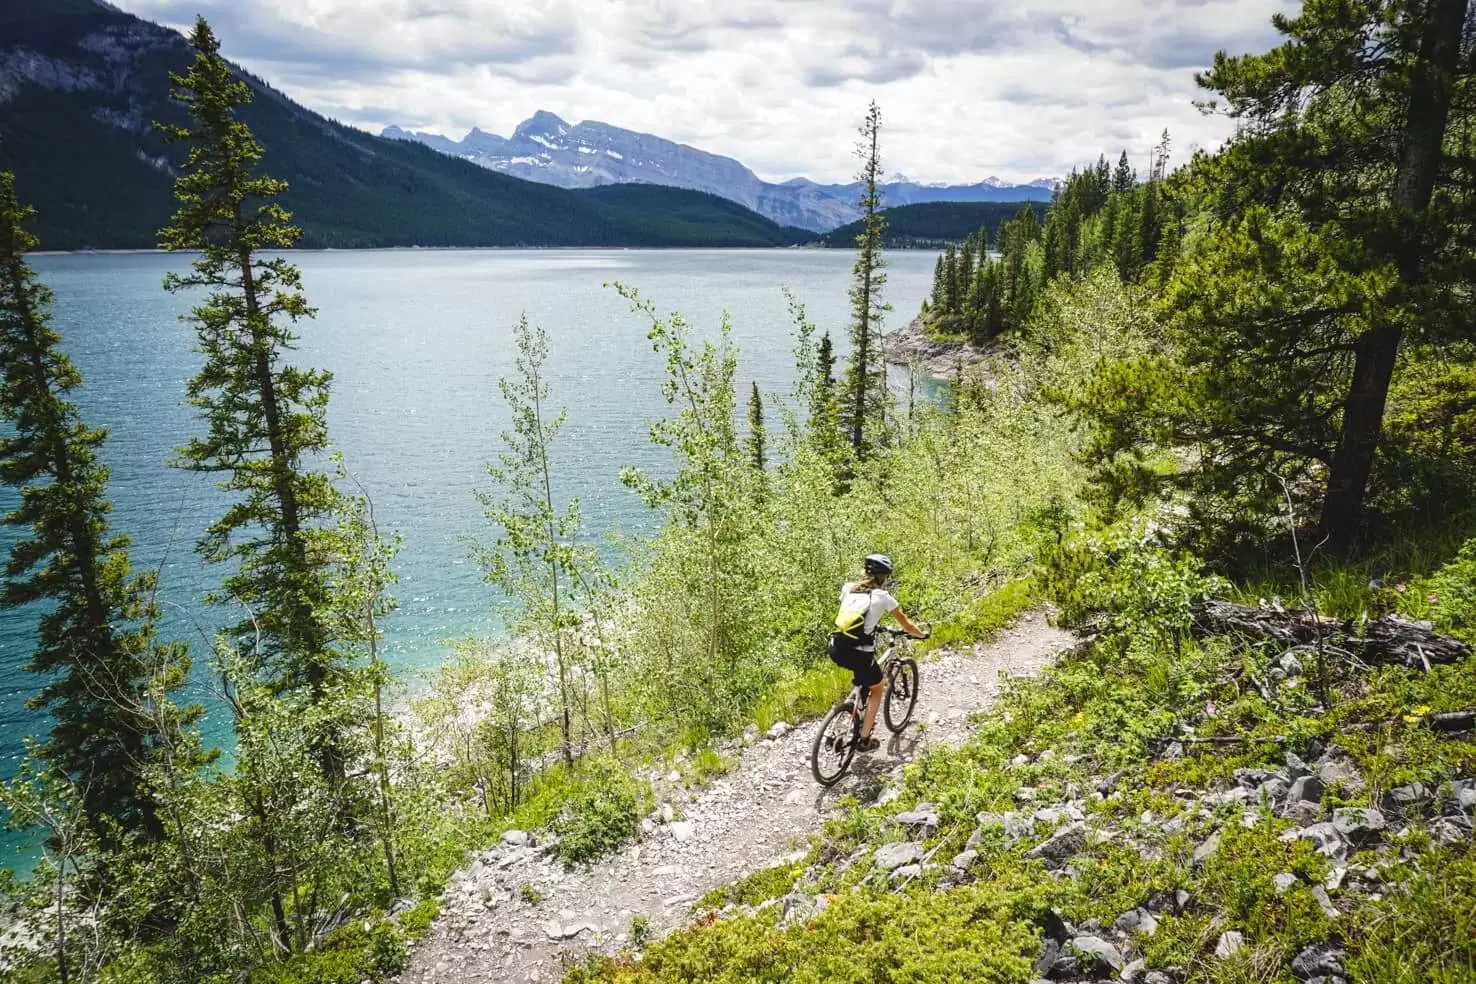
[{"left": 1, "top": 249, "right": 939, "bottom": 815}]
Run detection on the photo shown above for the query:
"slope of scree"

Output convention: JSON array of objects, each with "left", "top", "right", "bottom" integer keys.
[{"left": 397, "top": 612, "right": 1077, "bottom": 984}]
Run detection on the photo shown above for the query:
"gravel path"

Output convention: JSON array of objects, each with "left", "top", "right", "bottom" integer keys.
[{"left": 398, "top": 611, "right": 1076, "bottom": 984}]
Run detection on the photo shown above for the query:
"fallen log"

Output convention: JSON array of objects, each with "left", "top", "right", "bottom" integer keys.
[{"left": 1192, "top": 599, "right": 1470, "bottom": 670}]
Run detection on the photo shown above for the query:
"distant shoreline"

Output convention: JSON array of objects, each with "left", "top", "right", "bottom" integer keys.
[{"left": 28, "top": 244, "right": 837, "bottom": 257}]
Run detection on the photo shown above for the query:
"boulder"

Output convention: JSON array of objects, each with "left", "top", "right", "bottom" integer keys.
[
  {"left": 896, "top": 803, "right": 940, "bottom": 831},
  {"left": 951, "top": 850, "right": 979, "bottom": 871},
  {"left": 1291, "top": 942, "right": 1347, "bottom": 981},
  {"left": 502, "top": 829, "right": 530, "bottom": 846},
  {"left": 1285, "top": 775, "right": 1326, "bottom": 810},
  {"left": 1331, "top": 807, "right": 1387, "bottom": 846},
  {"left": 1448, "top": 778, "right": 1476, "bottom": 812},
  {"left": 1034, "top": 939, "right": 1069, "bottom": 977},
  {"left": 1068, "top": 936, "right": 1125, "bottom": 973},
  {"left": 1310, "top": 885, "right": 1339, "bottom": 918},
  {"left": 1285, "top": 751, "right": 1312, "bottom": 778},
  {"left": 1233, "top": 767, "right": 1282, "bottom": 789},
  {"left": 1192, "top": 832, "right": 1221, "bottom": 866},
  {"left": 1257, "top": 777, "right": 1291, "bottom": 807},
  {"left": 1293, "top": 822, "right": 1348, "bottom": 860},
  {"left": 1214, "top": 931, "right": 1245, "bottom": 960},
  {"left": 1315, "top": 748, "right": 1366, "bottom": 793},
  {"left": 1280, "top": 652, "right": 1306, "bottom": 677},
  {"left": 1038, "top": 907, "right": 1073, "bottom": 943},
  {"left": 668, "top": 821, "right": 695, "bottom": 843},
  {"left": 1429, "top": 818, "right": 1470, "bottom": 845},
  {"left": 1025, "top": 822, "right": 1087, "bottom": 869},
  {"left": 1382, "top": 783, "right": 1435, "bottom": 816},
  {"left": 1120, "top": 957, "right": 1148, "bottom": 983},
  {"left": 766, "top": 721, "right": 792, "bottom": 740},
  {"left": 874, "top": 842, "right": 925, "bottom": 871},
  {"left": 1273, "top": 872, "right": 1299, "bottom": 894},
  {"left": 1112, "top": 907, "right": 1159, "bottom": 937}
]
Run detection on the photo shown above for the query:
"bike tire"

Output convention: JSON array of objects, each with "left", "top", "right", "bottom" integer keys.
[
  {"left": 883, "top": 658, "right": 920, "bottom": 733},
  {"left": 810, "top": 701, "right": 860, "bottom": 786}
]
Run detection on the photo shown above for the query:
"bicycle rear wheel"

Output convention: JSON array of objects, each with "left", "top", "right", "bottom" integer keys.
[
  {"left": 883, "top": 658, "right": 920, "bottom": 733},
  {"left": 810, "top": 701, "right": 860, "bottom": 786}
]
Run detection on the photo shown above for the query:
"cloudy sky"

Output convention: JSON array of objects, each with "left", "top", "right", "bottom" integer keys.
[{"left": 111, "top": 0, "right": 1297, "bottom": 185}]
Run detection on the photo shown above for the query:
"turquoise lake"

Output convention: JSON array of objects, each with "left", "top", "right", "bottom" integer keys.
[{"left": 0, "top": 248, "right": 939, "bottom": 864}]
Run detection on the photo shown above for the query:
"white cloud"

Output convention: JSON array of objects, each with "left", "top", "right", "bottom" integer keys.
[{"left": 112, "top": 0, "right": 1297, "bottom": 184}]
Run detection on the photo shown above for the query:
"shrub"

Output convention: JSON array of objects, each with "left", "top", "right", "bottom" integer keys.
[
  {"left": 1429, "top": 537, "right": 1476, "bottom": 642},
  {"left": 550, "top": 756, "right": 650, "bottom": 866}
]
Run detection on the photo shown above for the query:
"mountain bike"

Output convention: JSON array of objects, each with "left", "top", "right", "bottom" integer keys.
[{"left": 810, "top": 626, "right": 922, "bottom": 786}]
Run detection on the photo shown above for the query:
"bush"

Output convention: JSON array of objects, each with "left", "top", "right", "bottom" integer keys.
[
  {"left": 249, "top": 917, "right": 408, "bottom": 984},
  {"left": 1430, "top": 537, "right": 1476, "bottom": 643},
  {"left": 550, "top": 756, "right": 649, "bottom": 866}
]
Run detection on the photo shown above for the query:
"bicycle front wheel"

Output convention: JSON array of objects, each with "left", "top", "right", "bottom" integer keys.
[
  {"left": 811, "top": 701, "right": 859, "bottom": 786},
  {"left": 883, "top": 658, "right": 920, "bottom": 733}
]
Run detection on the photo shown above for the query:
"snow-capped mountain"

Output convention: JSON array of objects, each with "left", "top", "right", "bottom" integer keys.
[{"left": 383, "top": 112, "right": 1056, "bottom": 232}]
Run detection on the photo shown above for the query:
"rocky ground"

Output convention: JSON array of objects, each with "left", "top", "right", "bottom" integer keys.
[
  {"left": 883, "top": 316, "right": 994, "bottom": 379},
  {"left": 777, "top": 737, "right": 1475, "bottom": 984},
  {"left": 396, "top": 612, "right": 1077, "bottom": 984}
]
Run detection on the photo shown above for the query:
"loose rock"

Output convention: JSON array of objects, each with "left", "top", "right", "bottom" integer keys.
[
  {"left": 1292, "top": 942, "right": 1347, "bottom": 981},
  {"left": 1025, "top": 822, "right": 1087, "bottom": 869},
  {"left": 873, "top": 842, "right": 925, "bottom": 872},
  {"left": 1068, "top": 935, "right": 1124, "bottom": 973},
  {"left": 1214, "top": 931, "right": 1245, "bottom": 960},
  {"left": 1331, "top": 807, "right": 1387, "bottom": 846}
]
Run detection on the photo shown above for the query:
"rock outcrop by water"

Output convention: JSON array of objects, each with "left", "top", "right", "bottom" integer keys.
[{"left": 883, "top": 317, "right": 994, "bottom": 379}]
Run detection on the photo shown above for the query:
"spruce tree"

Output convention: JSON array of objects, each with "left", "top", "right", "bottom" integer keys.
[
  {"left": 158, "top": 19, "right": 351, "bottom": 766},
  {"left": 929, "top": 254, "right": 947, "bottom": 312},
  {"left": 746, "top": 381, "right": 767, "bottom": 473},
  {"left": 841, "top": 101, "right": 891, "bottom": 460},
  {"left": 1112, "top": 151, "right": 1135, "bottom": 194},
  {"left": 0, "top": 172, "right": 202, "bottom": 843}
]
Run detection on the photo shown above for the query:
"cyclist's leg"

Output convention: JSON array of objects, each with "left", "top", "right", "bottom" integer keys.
[{"left": 858, "top": 654, "right": 885, "bottom": 740}]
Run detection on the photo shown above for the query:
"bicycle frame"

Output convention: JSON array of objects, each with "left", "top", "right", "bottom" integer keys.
[{"left": 842, "top": 629, "right": 910, "bottom": 722}]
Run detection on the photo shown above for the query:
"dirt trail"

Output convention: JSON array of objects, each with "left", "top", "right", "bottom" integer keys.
[{"left": 398, "top": 612, "right": 1077, "bottom": 984}]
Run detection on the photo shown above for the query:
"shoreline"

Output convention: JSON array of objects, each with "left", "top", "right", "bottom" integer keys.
[
  {"left": 28, "top": 244, "right": 831, "bottom": 257},
  {"left": 884, "top": 315, "right": 995, "bottom": 380}
]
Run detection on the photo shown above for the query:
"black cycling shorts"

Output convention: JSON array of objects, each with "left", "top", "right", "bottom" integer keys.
[{"left": 828, "top": 634, "right": 883, "bottom": 689}]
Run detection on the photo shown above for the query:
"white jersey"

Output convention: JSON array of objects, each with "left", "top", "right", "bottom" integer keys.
[{"left": 834, "top": 583, "right": 898, "bottom": 651}]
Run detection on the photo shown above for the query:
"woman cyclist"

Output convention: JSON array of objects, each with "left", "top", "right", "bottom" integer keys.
[{"left": 828, "top": 553, "right": 927, "bottom": 751}]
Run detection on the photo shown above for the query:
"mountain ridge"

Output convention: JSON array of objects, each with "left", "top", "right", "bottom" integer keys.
[
  {"left": 0, "top": 2, "right": 811, "bottom": 250},
  {"left": 383, "top": 112, "right": 1059, "bottom": 232}
]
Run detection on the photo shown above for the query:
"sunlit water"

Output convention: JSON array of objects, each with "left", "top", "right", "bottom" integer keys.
[{"left": 0, "top": 248, "right": 939, "bottom": 868}]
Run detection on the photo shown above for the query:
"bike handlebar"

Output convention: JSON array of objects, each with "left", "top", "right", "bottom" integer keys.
[{"left": 877, "top": 625, "right": 929, "bottom": 641}]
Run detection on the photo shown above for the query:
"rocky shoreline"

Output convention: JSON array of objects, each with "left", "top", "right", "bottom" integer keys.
[{"left": 883, "top": 316, "right": 993, "bottom": 379}]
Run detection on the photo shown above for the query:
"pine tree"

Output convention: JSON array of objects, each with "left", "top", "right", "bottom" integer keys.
[
  {"left": 158, "top": 19, "right": 353, "bottom": 772},
  {"left": 0, "top": 172, "right": 203, "bottom": 844},
  {"left": 1112, "top": 151, "right": 1135, "bottom": 194},
  {"left": 746, "top": 381, "right": 767, "bottom": 473},
  {"left": 841, "top": 101, "right": 891, "bottom": 460},
  {"left": 943, "top": 245, "right": 960, "bottom": 316},
  {"left": 929, "top": 253, "right": 947, "bottom": 311}
]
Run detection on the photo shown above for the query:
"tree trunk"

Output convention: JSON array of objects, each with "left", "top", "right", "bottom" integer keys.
[{"left": 1318, "top": 0, "right": 1470, "bottom": 554}]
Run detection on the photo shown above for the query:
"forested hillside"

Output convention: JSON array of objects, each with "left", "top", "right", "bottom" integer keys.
[
  {"left": 819, "top": 200, "right": 1048, "bottom": 248},
  {"left": 0, "top": 1, "right": 808, "bottom": 249},
  {"left": 1, "top": 3, "right": 1474, "bottom": 984}
]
